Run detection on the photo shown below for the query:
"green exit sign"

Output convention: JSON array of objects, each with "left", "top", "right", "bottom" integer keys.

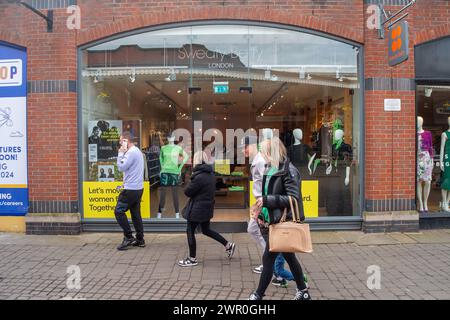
[{"left": 213, "top": 81, "right": 229, "bottom": 94}]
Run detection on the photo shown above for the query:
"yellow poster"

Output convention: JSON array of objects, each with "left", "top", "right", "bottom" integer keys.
[
  {"left": 249, "top": 180, "right": 318, "bottom": 219},
  {"left": 214, "top": 159, "right": 230, "bottom": 175},
  {"left": 83, "top": 182, "right": 151, "bottom": 219}
]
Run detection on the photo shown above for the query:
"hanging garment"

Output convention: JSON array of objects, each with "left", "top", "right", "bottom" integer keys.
[
  {"left": 417, "top": 131, "right": 434, "bottom": 182},
  {"left": 442, "top": 131, "right": 450, "bottom": 190}
]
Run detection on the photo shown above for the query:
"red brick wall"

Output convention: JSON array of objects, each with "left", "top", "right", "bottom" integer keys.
[
  {"left": 0, "top": 0, "right": 449, "bottom": 213},
  {"left": 363, "top": 0, "right": 450, "bottom": 208}
]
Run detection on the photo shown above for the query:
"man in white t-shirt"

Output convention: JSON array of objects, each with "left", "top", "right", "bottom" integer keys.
[{"left": 241, "top": 135, "right": 266, "bottom": 274}]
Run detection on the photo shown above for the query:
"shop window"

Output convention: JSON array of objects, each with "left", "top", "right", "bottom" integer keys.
[
  {"left": 80, "top": 24, "right": 361, "bottom": 221},
  {"left": 416, "top": 85, "right": 450, "bottom": 213}
]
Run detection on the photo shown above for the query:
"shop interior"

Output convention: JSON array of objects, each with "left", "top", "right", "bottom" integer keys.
[{"left": 81, "top": 24, "right": 361, "bottom": 221}]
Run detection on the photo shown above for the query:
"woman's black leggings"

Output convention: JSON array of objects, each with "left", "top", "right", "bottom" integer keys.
[
  {"left": 256, "top": 234, "right": 307, "bottom": 297},
  {"left": 187, "top": 220, "right": 228, "bottom": 258}
]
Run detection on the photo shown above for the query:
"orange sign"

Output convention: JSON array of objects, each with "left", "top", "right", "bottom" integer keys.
[{"left": 388, "top": 21, "right": 409, "bottom": 66}]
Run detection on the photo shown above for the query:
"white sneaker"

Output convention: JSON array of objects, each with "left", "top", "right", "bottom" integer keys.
[
  {"left": 252, "top": 265, "right": 263, "bottom": 274},
  {"left": 175, "top": 212, "right": 180, "bottom": 219},
  {"left": 157, "top": 212, "right": 162, "bottom": 219},
  {"left": 177, "top": 257, "right": 198, "bottom": 267}
]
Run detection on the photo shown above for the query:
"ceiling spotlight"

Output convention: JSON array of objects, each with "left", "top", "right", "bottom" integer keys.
[
  {"left": 177, "top": 89, "right": 182, "bottom": 94},
  {"left": 196, "top": 107, "right": 200, "bottom": 111},
  {"left": 169, "top": 104, "right": 172, "bottom": 108},
  {"left": 224, "top": 117, "right": 227, "bottom": 120},
  {"left": 260, "top": 113, "right": 264, "bottom": 117},
  {"left": 338, "top": 77, "right": 344, "bottom": 82}
]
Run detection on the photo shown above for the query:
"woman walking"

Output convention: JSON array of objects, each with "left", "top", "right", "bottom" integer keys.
[
  {"left": 249, "top": 137, "right": 311, "bottom": 300},
  {"left": 177, "top": 151, "right": 236, "bottom": 267}
]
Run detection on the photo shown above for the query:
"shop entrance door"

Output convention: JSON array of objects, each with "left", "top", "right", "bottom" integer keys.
[{"left": 189, "top": 77, "right": 253, "bottom": 222}]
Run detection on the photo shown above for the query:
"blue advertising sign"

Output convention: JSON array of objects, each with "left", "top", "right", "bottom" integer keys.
[{"left": 0, "top": 42, "right": 28, "bottom": 216}]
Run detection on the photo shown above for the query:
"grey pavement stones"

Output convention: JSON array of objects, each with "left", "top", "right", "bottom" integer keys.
[{"left": 0, "top": 230, "right": 450, "bottom": 300}]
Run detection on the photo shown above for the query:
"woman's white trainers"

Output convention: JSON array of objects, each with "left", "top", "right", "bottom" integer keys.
[
  {"left": 225, "top": 242, "right": 236, "bottom": 259},
  {"left": 177, "top": 257, "right": 198, "bottom": 267}
]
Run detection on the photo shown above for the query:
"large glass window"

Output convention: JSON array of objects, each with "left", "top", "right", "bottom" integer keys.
[
  {"left": 416, "top": 85, "right": 450, "bottom": 213},
  {"left": 80, "top": 24, "right": 361, "bottom": 221}
]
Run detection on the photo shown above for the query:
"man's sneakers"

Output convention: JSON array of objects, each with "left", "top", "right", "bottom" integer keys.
[
  {"left": 225, "top": 242, "right": 236, "bottom": 259},
  {"left": 117, "top": 237, "right": 136, "bottom": 251},
  {"left": 252, "top": 265, "right": 263, "bottom": 274},
  {"left": 293, "top": 288, "right": 312, "bottom": 300},
  {"left": 177, "top": 257, "right": 198, "bottom": 267},
  {"left": 271, "top": 277, "right": 288, "bottom": 288},
  {"left": 248, "top": 292, "right": 263, "bottom": 300},
  {"left": 132, "top": 239, "right": 146, "bottom": 248}
]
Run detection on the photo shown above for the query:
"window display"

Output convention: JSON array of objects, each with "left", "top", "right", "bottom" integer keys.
[
  {"left": 416, "top": 85, "right": 450, "bottom": 213},
  {"left": 80, "top": 24, "right": 361, "bottom": 221}
]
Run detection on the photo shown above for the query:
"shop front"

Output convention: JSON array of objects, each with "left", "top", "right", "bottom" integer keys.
[
  {"left": 78, "top": 22, "right": 364, "bottom": 232},
  {"left": 415, "top": 36, "right": 450, "bottom": 228}
]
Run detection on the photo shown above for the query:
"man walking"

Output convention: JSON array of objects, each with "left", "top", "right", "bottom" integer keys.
[
  {"left": 241, "top": 135, "right": 267, "bottom": 274},
  {"left": 115, "top": 131, "right": 145, "bottom": 250}
]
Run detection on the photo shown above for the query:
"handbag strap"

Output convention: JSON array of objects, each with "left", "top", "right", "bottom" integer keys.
[{"left": 289, "top": 196, "right": 301, "bottom": 223}]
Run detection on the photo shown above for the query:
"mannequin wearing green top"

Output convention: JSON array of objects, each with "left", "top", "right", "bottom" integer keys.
[
  {"left": 440, "top": 117, "right": 450, "bottom": 212},
  {"left": 157, "top": 134, "right": 189, "bottom": 219}
]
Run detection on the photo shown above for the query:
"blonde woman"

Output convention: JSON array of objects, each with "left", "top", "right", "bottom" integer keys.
[
  {"left": 177, "top": 150, "right": 236, "bottom": 267},
  {"left": 249, "top": 137, "right": 311, "bottom": 300}
]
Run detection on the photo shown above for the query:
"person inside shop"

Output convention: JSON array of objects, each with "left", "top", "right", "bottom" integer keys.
[
  {"left": 177, "top": 150, "right": 236, "bottom": 267},
  {"left": 114, "top": 131, "right": 146, "bottom": 251}
]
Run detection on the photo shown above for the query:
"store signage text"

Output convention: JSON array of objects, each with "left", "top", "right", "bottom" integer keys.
[
  {"left": 384, "top": 99, "right": 401, "bottom": 112},
  {"left": 0, "top": 60, "right": 22, "bottom": 87}
]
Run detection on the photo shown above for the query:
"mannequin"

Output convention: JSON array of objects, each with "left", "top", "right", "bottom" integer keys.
[
  {"left": 417, "top": 116, "right": 434, "bottom": 213},
  {"left": 329, "top": 129, "right": 352, "bottom": 186},
  {"left": 262, "top": 128, "right": 274, "bottom": 141},
  {"left": 440, "top": 116, "right": 450, "bottom": 212},
  {"left": 288, "top": 128, "right": 316, "bottom": 175},
  {"left": 158, "top": 134, "right": 189, "bottom": 219}
]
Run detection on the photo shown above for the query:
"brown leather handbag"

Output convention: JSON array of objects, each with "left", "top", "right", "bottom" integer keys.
[{"left": 269, "top": 196, "right": 313, "bottom": 253}]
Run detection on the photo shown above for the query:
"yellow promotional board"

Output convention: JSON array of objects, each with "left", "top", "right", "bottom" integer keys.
[
  {"left": 214, "top": 159, "right": 231, "bottom": 175},
  {"left": 249, "top": 180, "right": 319, "bottom": 218},
  {"left": 83, "top": 182, "right": 151, "bottom": 219}
]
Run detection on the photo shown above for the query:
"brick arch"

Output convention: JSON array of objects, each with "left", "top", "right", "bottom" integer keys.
[
  {"left": 77, "top": 7, "right": 363, "bottom": 46},
  {"left": 414, "top": 23, "right": 450, "bottom": 46},
  {"left": 0, "top": 30, "right": 27, "bottom": 48}
]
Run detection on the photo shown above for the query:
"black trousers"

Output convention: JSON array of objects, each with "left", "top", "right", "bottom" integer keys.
[
  {"left": 256, "top": 229, "right": 307, "bottom": 297},
  {"left": 187, "top": 220, "right": 228, "bottom": 258},
  {"left": 114, "top": 189, "right": 144, "bottom": 240}
]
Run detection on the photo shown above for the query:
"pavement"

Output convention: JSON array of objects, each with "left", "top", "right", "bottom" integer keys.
[{"left": 1, "top": 230, "right": 450, "bottom": 300}]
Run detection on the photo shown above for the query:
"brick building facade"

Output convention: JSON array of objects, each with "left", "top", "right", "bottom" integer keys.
[{"left": 0, "top": 0, "right": 449, "bottom": 234}]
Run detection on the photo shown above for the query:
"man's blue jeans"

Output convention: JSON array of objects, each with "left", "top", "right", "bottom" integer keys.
[{"left": 274, "top": 254, "right": 294, "bottom": 281}]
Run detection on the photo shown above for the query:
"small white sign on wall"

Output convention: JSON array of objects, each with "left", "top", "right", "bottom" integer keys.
[{"left": 384, "top": 99, "right": 401, "bottom": 111}]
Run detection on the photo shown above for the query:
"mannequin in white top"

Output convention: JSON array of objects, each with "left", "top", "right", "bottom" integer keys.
[
  {"left": 440, "top": 117, "right": 450, "bottom": 212},
  {"left": 292, "top": 128, "right": 316, "bottom": 175},
  {"left": 417, "top": 117, "right": 432, "bottom": 213}
]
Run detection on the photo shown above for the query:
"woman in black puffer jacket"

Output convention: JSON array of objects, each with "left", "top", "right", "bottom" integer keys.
[
  {"left": 177, "top": 151, "right": 236, "bottom": 267},
  {"left": 249, "top": 137, "right": 311, "bottom": 301}
]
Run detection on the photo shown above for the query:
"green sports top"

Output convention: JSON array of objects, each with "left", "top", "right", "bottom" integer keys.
[{"left": 159, "top": 144, "right": 189, "bottom": 175}]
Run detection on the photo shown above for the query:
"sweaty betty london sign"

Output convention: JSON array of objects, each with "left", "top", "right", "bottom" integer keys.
[{"left": 177, "top": 45, "right": 263, "bottom": 70}]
